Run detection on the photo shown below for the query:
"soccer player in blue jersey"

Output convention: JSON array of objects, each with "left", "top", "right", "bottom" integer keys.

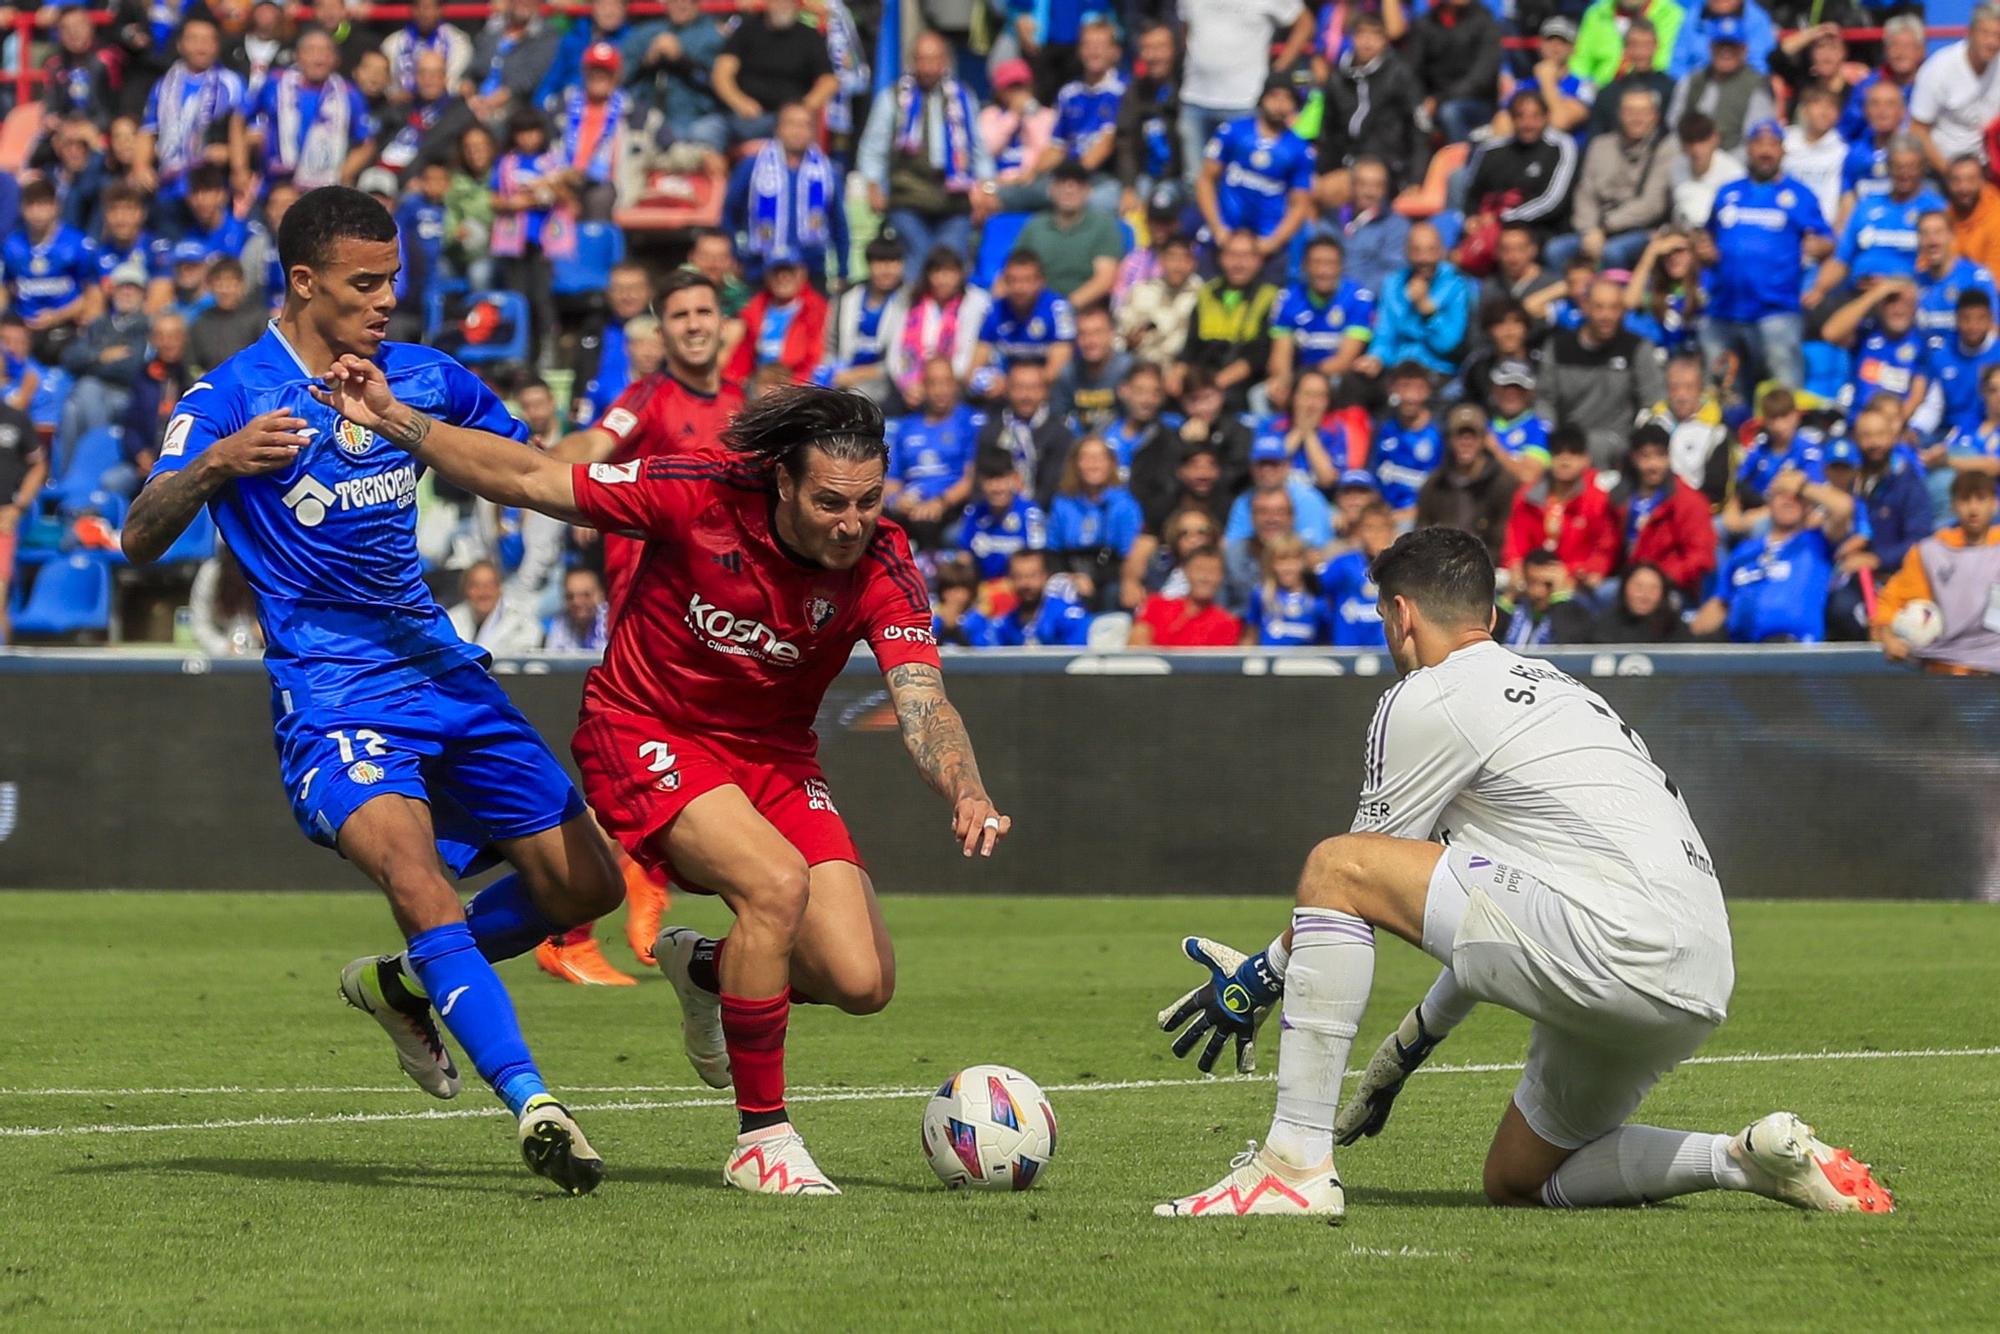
[
  {"left": 1196, "top": 76, "right": 1314, "bottom": 281},
  {"left": 119, "top": 187, "right": 623, "bottom": 1196},
  {"left": 1266, "top": 235, "right": 1374, "bottom": 404}
]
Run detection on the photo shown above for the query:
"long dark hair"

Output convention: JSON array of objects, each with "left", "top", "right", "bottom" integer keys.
[{"left": 722, "top": 384, "right": 887, "bottom": 481}]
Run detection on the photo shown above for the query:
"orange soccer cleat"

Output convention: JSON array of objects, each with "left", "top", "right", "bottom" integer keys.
[
  {"left": 623, "top": 857, "right": 671, "bottom": 966},
  {"left": 534, "top": 935, "right": 638, "bottom": 986}
]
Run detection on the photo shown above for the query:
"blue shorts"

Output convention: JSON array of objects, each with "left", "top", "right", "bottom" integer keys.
[{"left": 273, "top": 664, "right": 585, "bottom": 876}]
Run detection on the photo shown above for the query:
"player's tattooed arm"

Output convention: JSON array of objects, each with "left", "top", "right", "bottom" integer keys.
[
  {"left": 122, "top": 409, "right": 309, "bottom": 563},
  {"left": 885, "top": 662, "right": 1013, "bottom": 857}
]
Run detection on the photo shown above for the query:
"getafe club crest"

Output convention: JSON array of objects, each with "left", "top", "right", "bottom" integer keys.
[
  {"left": 335, "top": 418, "right": 375, "bottom": 457},
  {"left": 806, "top": 595, "right": 839, "bottom": 631}
]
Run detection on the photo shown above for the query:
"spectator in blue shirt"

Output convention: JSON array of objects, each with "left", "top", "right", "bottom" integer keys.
[
  {"left": 1821, "top": 280, "right": 1928, "bottom": 429},
  {"left": 724, "top": 100, "right": 850, "bottom": 289},
  {"left": 991, "top": 547, "right": 1091, "bottom": 646},
  {"left": 537, "top": 0, "right": 632, "bottom": 108},
  {"left": 1318, "top": 499, "right": 1397, "bottom": 647},
  {"left": 1047, "top": 435, "right": 1143, "bottom": 607},
  {"left": 1668, "top": 0, "right": 1777, "bottom": 81},
  {"left": 1021, "top": 19, "right": 1126, "bottom": 215},
  {"left": 1266, "top": 234, "right": 1375, "bottom": 406},
  {"left": 1371, "top": 360, "right": 1444, "bottom": 518},
  {"left": 957, "top": 448, "right": 1049, "bottom": 580},
  {"left": 1696, "top": 118, "right": 1832, "bottom": 400},
  {"left": 1243, "top": 532, "right": 1333, "bottom": 646},
  {"left": 1843, "top": 405, "right": 1936, "bottom": 580},
  {"left": 1196, "top": 76, "right": 1315, "bottom": 283},
  {"left": 1694, "top": 467, "right": 1856, "bottom": 642},
  {"left": 1326, "top": 156, "right": 1410, "bottom": 297},
  {"left": 1805, "top": 138, "right": 1941, "bottom": 310},
  {"left": 932, "top": 554, "right": 995, "bottom": 648},
  {"left": 391, "top": 161, "right": 451, "bottom": 343},
  {"left": 1837, "top": 79, "right": 1907, "bottom": 220},
  {"left": 2, "top": 179, "right": 101, "bottom": 363},
  {"left": 978, "top": 250, "right": 1076, "bottom": 377},
  {"left": 1227, "top": 434, "right": 1335, "bottom": 548},
  {"left": 1924, "top": 289, "right": 2000, "bottom": 439},
  {"left": 1367, "top": 220, "right": 1473, "bottom": 378},
  {"left": 887, "top": 357, "right": 985, "bottom": 549},
  {"left": 1913, "top": 209, "right": 1999, "bottom": 351},
  {"left": 1836, "top": 14, "right": 1924, "bottom": 145}
]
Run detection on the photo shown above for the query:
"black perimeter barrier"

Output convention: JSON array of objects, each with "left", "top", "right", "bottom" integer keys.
[{"left": 1, "top": 647, "right": 1996, "bottom": 900}]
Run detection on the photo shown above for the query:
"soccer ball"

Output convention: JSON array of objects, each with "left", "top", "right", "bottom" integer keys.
[
  {"left": 1891, "top": 599, "right": 1945, "bottom": 648},
  {"left": 920, "top": 1064, "right": 1057, "bottom": 1191}
]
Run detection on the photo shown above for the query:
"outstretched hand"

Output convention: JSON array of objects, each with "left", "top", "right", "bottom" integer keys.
[
  {"left": 952, "top": 793, "right": 1012, "bottom": 858},
  {"left": 308, "top": 354, "right": 405, "bottom": 439}
]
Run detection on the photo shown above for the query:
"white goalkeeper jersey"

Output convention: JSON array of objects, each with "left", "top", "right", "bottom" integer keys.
[{"left": 1350, "top": 640, "right": 1734, "bottom": 1018}]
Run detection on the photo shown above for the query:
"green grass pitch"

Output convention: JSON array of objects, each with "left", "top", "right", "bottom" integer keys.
[{"left": 3, "top": 893, "right": 1998, "bottom": 1330}]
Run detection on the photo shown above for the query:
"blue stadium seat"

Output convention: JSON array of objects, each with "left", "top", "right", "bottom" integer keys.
[
  {"left": 52, "top": 427, "right": 123, "bottom": 513},
  {"left": 973, "top": 212, "right": 1033, "bottom": 289},
  {"left": 11, "top": 552, "right": 111, "bottom": 636},
  {"left": 456, "top": 292, "right": 532, "bottom": 365},
  {"left": 552, "top": 222, "right": 626, "bottom": 297}
]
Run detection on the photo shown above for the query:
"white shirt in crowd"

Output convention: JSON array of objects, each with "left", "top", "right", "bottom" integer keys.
[
  {"left": 1177, "top": 0, "right": 1304, "bottom": 111},
  {"left": 449, "top": 594, "right": 544, "bottom": 656},
  {"left": 1669, "top": 146, "right": 1746, "bottom": 229},
  {"left": 1783, "top": 124, "right": 1848, "bottom": 222},
  {"left": 1348, "top": 640, "right": 1734, "bottom": 1019},
  {"left": 1912, "top": 38, "right": 2000, "bottom": 164}
]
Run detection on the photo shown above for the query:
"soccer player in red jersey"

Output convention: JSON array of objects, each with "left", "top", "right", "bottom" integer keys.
[
  {"left": 314, "top": 365, "right": 1013, "bottom": 1197},
  {"left": 537, "top": 269, "right": 748, "bottom": 981}
]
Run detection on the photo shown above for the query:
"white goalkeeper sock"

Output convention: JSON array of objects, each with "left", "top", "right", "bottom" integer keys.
[
  {"left": 1266, "top": 907, "right": 1375, "bottom": 1170},
  {"left": 1418, "top": 967, "right": 1476, "bottom": 1036},
  {"left": 1539, "top": 1125, "right": 1752, "bottom": 1208}
]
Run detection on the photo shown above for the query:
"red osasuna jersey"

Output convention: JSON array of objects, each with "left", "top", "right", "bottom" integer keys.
[
  {"left": 570, "top": 452, "right": 942, "bottom": 757},
  {"left": 595, "top": 372, "right": 746, "bottom": 603}
]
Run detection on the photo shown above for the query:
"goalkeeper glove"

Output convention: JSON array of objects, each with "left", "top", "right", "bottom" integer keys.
[{"left": 1156, "top": 936, "right": 1284, "bottom": 1074}]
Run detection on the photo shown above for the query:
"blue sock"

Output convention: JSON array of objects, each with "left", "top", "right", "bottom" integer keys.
[
  {"left": 463, "top": 873, "right": 562, "bottom": 962},
  {"left": 406, "top": 921, "right": 547, "bottom": 1115}
]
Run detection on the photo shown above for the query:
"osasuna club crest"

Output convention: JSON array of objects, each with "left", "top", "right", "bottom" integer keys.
[{"left": 806, "top": 595, "right": 839, "bottom": 631}]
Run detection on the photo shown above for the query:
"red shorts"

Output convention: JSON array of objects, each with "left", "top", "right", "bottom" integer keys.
[{"left": 572, "top": 708, "right": 860, "bottom": 887}]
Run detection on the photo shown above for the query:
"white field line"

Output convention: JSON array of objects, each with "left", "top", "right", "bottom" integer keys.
[{"left": 2, "top": 1045, "right": 1994, "bottom": 1141}]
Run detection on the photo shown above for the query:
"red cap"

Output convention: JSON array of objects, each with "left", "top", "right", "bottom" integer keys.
[
  {"left": 583, "top": 41, "right": 623, "bottom": 73},
  {"left": 992, "top": 58, "right": 1032, "bottom": 91}
]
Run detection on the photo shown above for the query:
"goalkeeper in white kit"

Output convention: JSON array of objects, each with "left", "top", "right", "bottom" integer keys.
[{"left": 1155, "top": 527, "right": 1893, "bottom": 1220}]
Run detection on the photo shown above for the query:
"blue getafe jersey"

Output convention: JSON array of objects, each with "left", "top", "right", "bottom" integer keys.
[
  {"left": 1372, "top": 417, "right": 1443, "bottom": 511},
  {"left": 154, "top": 214, "right": 251, "bottom": 269},
  {"left": 1707, "top": 175, "right": 1829, "bottom": 322},
  {"left": 1493, "top": 412, "right": 1552, "bottom": 463},
  {"left": 1206, "top": 117, "right": 1314, "bottom": 238},
  {"left": 887, "top": 403, "right": 984, "bottom": 500},
  {"left": 1839, "top": 134, "right": 1891, "bottom": 202},
  {"left": 1925, "top": 334, "right": 2000, "bottom": 436},
  {"left": 991, "top": 592, "right": 1090, "bottom": 647},
  {"left": 154, "top": 326, "right": 530, "bottom": 707},
  {"left": 1948, "top": 419, "right": 2000, "bottom": 460},
  {"left": 1917, "top": 257, "right": 1999, "bottom": 347},
  {"left": 1048, "top": 486, "right": 1143, "bottom": 552},
  {"left": 1245, "top": 584, "right": 1327, "bottom": 646},
  {"left": 1721, "top": 527, "right": 1834, "bottom": 643},
  {"left": 1841, "top": 322, "right": 1926, "bottom": 418},
  {"left": 96, "top": 233, "right": 168, "bottom": 281},
  {"left": 1736, "top": 432, "right": 1826, "bottom": 497},
  {"left": 1271, "top": 280, "right": 1375, "bottom": 362},
  {"left": 979, "top": 291, "right": 1076, "bottom": 366},
  {"left": 393, "top": 195, "right": 445, "bottom": 304},
  {"left": 1836, "top": 188, "right": 1945, "bottom": 283},
  {"left": 1318, "top": 549, "right": 1387, "bottom": 647},
  {"left": 1050, "top": 72, "right": 1125, "bottom": 157},
  {"left": 956, "top": 495, "right": 1047, "bottom": 579},
  {"left": 2, "top": 225, "right": 100, "bottom": 320}
]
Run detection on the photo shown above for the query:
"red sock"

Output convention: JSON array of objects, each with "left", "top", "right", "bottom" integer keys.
[
  {"left": 556, "top": 923, "right": 592, "bottom": 947},
  {"left": 720, "top": 991, "right": 789, "bottom": 1118}
]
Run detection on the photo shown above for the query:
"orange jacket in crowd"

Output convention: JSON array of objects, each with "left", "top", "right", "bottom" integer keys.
[
  {"left": 1871, "top": 523, "right": 2000, "bottom": 675},
  {"left": 1952, "top": 177, "right": 2000, "bottom": 277}
]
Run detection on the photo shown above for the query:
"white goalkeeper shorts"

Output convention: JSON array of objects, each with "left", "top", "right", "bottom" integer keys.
[{"left": 1420, "top": 845, "right": 1720, "bottom": 1150}]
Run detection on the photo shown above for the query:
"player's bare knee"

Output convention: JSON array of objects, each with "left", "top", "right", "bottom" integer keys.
[
  {"left": 1481, "top": 1156, "right": 1549, "bottom": 1208},
  {"left": 1296, "top": 834, "right": 1368, "bottom": 916},
  {"left": 738, "top": 857, "right": 812, "bottom": 941},
  {"left": 838, "top": 967, "right": 895, "bottom": 1015},
  {"left": 569, "top": 836, "right": 624, "bottom": 917}
]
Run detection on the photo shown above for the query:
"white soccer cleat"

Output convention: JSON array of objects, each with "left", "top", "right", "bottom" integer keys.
[
  {"left": 724, "top": 1129, "right": 841, "bottom": 1196},
  {"left": 1154, "top": 1142, "right": 1345, "bottom": 1220},
  {"left": 339, "top": 955, "right": 460, "bottom": 1099},
  {"left": 655, "top": 926, "right": 732, "bottom": 1089},
  {"left": 1334, "top": 1004, "right": 1443, "bottom": 1145},
  {"left": 1729, "top": 1111, "right": 1893, "bottom": 1214},
  {"left": 518, "top": 1095, "right": 605, "bottom": 1196}
]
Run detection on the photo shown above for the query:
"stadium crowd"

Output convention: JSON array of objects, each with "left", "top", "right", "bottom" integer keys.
[{"left": 3, "top": 0, "right": 2000, "bottom": 664}]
